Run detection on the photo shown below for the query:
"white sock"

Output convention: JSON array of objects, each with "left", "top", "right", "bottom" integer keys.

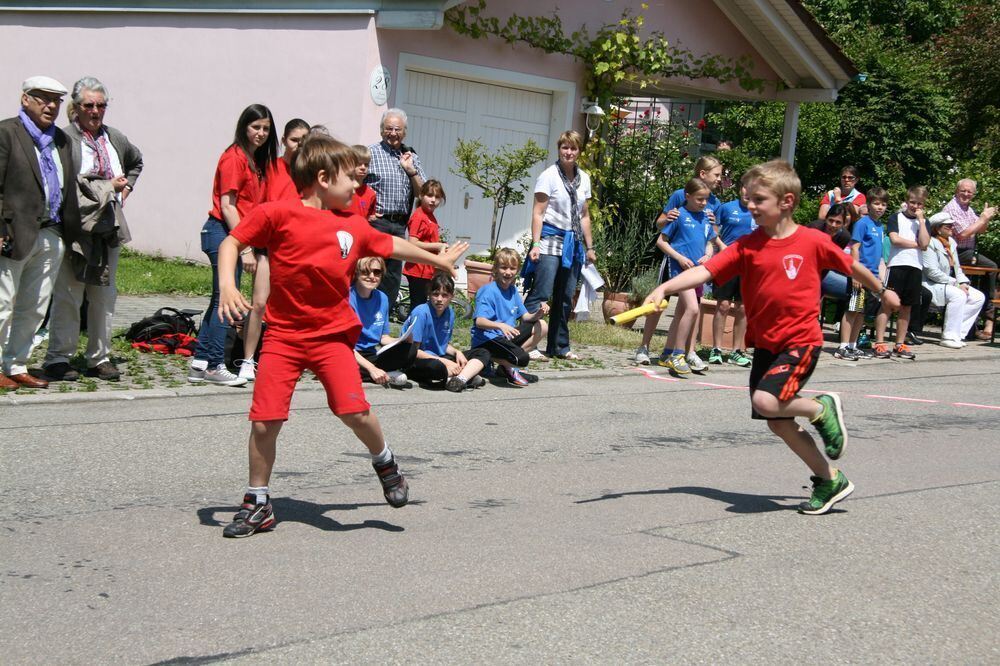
[
  {"left": 372, "top": 445, "right": 392, "bottom": 465},
  {"left": 847, "top": 342, "right": 857, "bottom": 349},
  {"left": 191, "top": 359, "right": 208, "bottom": 371},
  {"left": 247, "top": 485, "right": 269, "bottom": 504}
]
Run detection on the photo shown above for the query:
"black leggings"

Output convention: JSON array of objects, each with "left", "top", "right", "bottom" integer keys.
[
  {"left": 408, "top": 276, "right": 430, "bottom": 315},
  {"left": 356, "top": 341, "right": 417, "bottom": 382},
  {"left": 474, "top": 321, "right": 533, "bottom": 367},
  {"left": 406, "top": 347, "right": 492, "bottom": 384}
]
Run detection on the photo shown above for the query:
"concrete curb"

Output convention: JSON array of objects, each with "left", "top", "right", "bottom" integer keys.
[{"left": 2, "top": 346, "right": 996, "bottom": 407}]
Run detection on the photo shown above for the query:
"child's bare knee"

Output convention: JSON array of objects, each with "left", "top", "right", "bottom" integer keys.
[
  {"left": 752, "top": 391, "right": 779, "bottom": 418},
  {"left": 338, "top": 410, "right": 371, "bottom": 429}
]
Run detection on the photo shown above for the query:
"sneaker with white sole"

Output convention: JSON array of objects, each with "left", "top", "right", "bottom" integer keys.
[
  {"left": 446, "top": 375, "right": 467, "bottom": 392},
  {"left": 634, "top": 345, "right": 651, "bottom": 365},
  {"left": 387, "top": 370, "right": 408, "bottom": 388},
  {"left": 939, "top": 338, "right": 963, "bottom": 349},
  {"left": 728, "top": 349, "right": 752, "bottom": 367},
  {"left": 187, "top": 363, "right": 206, "bottom": 383},
  {"left": 237, "top": 359, "right": 257, "bottom": 382},
  {"left": 687, "top": 352, "right": 708, "bottom": 373},
  {"left": 203, "top": 364, "right": 248, "bottom": 386}
]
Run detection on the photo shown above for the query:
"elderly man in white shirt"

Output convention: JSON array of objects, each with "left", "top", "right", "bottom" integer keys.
[{"left": 943, "top": 178, "right": 996, "bottom": 339}]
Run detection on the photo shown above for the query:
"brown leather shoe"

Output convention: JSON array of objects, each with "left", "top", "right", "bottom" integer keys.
[
  {"left": 8, "top": 373, "right": 49, "bottom": 389},
  {"left": 0, "top": 374, "right": 19, "bottom": 390}
]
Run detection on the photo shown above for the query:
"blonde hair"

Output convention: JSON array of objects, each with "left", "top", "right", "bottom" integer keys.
[
  {"left": 491, "top": 247, "right": 521, "bottom": 278},
  {"left": 745, "top": 160, "right": 801, "bottom": 210},
  {"left": 693, "top": 155, "right": 722, "bottom": 177},
  {"left": 355, "top": 256, "right": 386, "bottom": 280},
  {"left": 558, "top": 130, "right": 583, "bottom": 151},
  {"left": 291, "top": 133, "right": 357, "bottom": 191},
  {"left": 352, "top": 144, "right": 371, "bottom": 165},
  {"left": 684, "top": 177, "right": 711, "bottom": 196},
  {"left": 906, "top": 185, "right": 928, "bottom": 203}
]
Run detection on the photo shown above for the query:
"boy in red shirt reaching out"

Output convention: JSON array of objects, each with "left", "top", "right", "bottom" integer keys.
[
  {"left": 646, "top": 160, "right": 899, "bottom": 515},
  {"left": 215, "top": 133, "right": 467, "bottom": 538}
]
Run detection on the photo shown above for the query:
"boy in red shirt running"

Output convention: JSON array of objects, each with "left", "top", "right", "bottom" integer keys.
[
  {"left": 215, "top": 133, "right": 467, "bottom": 538},
  {"left": 646, "top": 160, "right": 900, "bottom": 515}
]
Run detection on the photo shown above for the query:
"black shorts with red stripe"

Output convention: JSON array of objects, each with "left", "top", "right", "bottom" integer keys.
[{"left": 748, "top": 345, "right": 821, "bottom": 420}]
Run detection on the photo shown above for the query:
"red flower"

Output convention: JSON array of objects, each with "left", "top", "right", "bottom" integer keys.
[
  {"left": 679, "top": 105, "right": 685, "bottom": 112},
  {"left": 697, "top": 118, "right": 707, "bottom": 130},
  {"left": 681, "top": 151, "right": 689, "bottom": 158}
]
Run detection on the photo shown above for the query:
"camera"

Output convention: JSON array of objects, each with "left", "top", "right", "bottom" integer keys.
[{"left": 1, "top": 237, "right": 12, "bottom": 258}]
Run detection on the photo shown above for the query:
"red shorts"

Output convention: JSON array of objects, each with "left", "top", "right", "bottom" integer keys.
[{"left": 249, "top": 332, "right": 370, "bottom": 421}]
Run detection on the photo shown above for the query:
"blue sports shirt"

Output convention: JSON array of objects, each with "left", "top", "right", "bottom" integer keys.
[
  {"left": 664, "top": 188, "right": 722, "bottom": 219},
  {"left": 471, "top": 281, "right": 527, "bottom": 347},
  {"left": 349, "top": 286, "right": 390, "bottom": 350},
  {"left": 851, "top": 215, "right": 885, "bottom": 274},
  {"left": 716, "top": 200, "right": 756, "bottom": 245},
  {"left": 403, "top": 303, "right": 454, "bottom": 357},
  {"left": 662, "top": 207, "right": 717, "bottom": 276}
]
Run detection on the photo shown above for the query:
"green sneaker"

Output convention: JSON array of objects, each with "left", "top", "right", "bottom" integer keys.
[
  {"left": 708, "top": 347, "right": 724, "bottom": 364},
  {"left": 729, "top": 349, "right": 752, "bottom": 367},
  {"left": 811, "top": 393, "right": 847, "bottom": 460},
  {"left": 798, "top": 470, "right": 855, "bottom": 515}
]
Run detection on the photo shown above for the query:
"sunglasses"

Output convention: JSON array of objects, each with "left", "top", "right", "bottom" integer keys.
[
  {"left": 360, "top": 269, "right": 383, "bottom": 277},
  {"left": 81, "top": 102, "right": 108, "bottom": 111}
]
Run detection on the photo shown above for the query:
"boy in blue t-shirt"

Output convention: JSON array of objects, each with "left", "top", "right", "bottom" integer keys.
[
  {"left": 471, "top": 248, "right": 548, "bottom": 387},
  {"left": 403, "top": 272, "right": 490, "bottom": 392},
  {"left": 836, "top": 187, "right": 889, "bottom": 360},
  {"left": 709, "top": 176, "right": 757, "bottom": 367},
  {"left": 349, "top": 256, "right": 417, "bottom": 388}
]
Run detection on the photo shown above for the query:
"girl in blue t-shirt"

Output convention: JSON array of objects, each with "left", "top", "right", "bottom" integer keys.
[
  {"left": 657, "top": 178, "right": 718, "bottom": 375},
  {"left": 349, "top": 256, "right": 417, "bottom": 388},
  {"left": 470, "top": 248, "right": 549, "bottom": 387},
  {"left": 402, "top": 272, "right": 491, "bottom": 392}
]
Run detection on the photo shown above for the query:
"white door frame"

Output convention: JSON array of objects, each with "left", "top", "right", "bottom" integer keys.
[{"left": 395, "top": 52, "right": 577, "bottom": 159}]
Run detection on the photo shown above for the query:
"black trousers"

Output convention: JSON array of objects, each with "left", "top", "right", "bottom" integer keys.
[
  {"left": 370, "top": 217, "right": 408, "bottom": 310},
  {"left": 406, "top": 348, "right": 492, "bottom": 384},
  {"left": 356, "top": 340, "right": 417, "bottom": 382}
]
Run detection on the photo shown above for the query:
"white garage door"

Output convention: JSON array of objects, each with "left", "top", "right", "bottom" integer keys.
[{"left": 402, "top": 71, "right": 554, "bottom": 257}]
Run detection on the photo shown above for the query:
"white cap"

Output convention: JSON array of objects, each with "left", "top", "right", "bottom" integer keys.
[
  {"left": 928, "top": 211, "right": 953, "bottom": 228},
  {"left": 21, "top": 76, "right": 68, "bottom": 96}
]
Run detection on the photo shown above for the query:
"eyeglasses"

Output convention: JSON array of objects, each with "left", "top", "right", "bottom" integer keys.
[
  {"left": 360, "top": 269, "right": 383, "bottom": 277},
  {"left": 841, "top": 175, "right": 857, "bottom": 182},
  {"left": 26, "top": 92, "right": 63, "bottom": 107},
  {"left": 81, "top": 102, "right": 108, "bottom": 111},
  {"left": 383, "top": 127, "right": 405, "bottom": 135}
]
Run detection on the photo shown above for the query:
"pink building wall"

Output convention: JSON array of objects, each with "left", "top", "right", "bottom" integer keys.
[{"left": 0, "top": 2, "right": 779, "bottom": 260}]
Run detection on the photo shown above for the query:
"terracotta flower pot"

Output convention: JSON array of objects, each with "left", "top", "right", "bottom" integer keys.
[
  {"left": 602, "top": 291, "right": 634, "bottom": 328},
  {"left": 464, "top": 259, "right": 494, "bottom": 299}
]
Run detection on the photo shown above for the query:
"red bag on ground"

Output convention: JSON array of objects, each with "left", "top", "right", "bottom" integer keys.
[{"left": 131, "top": 333, "right": 198, "bottom": 356}]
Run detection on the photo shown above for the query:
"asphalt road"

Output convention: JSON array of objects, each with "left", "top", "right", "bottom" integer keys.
[{"left": 2, "top": 357, "right": 998, "bottom": 664}]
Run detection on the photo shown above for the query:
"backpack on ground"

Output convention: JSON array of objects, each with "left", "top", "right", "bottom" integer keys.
[{"left": 122, "top": 307, "right": 200, "bottom": 343}]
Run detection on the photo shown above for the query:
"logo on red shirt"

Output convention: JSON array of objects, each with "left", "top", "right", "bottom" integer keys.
[
  {"left": 782, "top": 254, "right": 804, "bottom": 280},
  {"left": 337, "top": 230, "right": 354, "bottom": 259}
]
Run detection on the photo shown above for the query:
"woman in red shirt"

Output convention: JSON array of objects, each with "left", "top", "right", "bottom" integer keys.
[
  {"left": 188, "top": 104, "right": 278, "bottom": 386},
  {"left": 237, "top": 118, "right": 311, "bottom": 381}
]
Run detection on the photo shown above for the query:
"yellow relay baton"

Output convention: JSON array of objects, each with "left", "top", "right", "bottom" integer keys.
[{"left": 609, "top": 299, "right": 669, "bottom": 326}]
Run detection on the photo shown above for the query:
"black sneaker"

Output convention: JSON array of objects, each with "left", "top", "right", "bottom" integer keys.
[
  {"left": 467, "top": 375, "right": 486, "bottom": 389},
  {"left": 43, "top": 362, "right": 79, "bottom": 381},
  {"left": 85, "top": 361, "right": 120, "bottom": 381},
  {"left": 222, "top": 494, "right": 276, "bottom": 538},
  {"left": 905, "top": 331, "right": 924, "bottom": 346},
  {"left": 373, "top": 453, "right": 409, "bottom": 507},
  {"left": 833, "top": 346, "right": 858, "bottom": 361}
]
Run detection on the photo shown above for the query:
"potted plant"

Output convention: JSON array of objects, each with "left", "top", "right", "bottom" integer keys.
[{"left": 451, "top": 137, "right": 549, "bottom": 296}]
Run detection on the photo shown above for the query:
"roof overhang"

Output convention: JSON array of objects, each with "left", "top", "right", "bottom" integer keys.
[
  {"left": 713, "top": 0, "right": 858, "bottom": 101},
  {"left": 0, "top": 1, "right": 463, "bottom": 29}
]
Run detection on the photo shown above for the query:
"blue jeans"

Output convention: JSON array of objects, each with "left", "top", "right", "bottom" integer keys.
[
  {"left": 821, "top": 271, "right": 849, "bottom": 300},
  {"left": 524, "top": 253, "right": 581, "bottom": 356},
  {"left": 194, "top": 217, "right": 242, "bottom": 366}
]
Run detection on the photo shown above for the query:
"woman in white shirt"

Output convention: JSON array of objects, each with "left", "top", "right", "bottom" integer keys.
[{"left": 523, "top": 130, "right": 596, "bottom": 360}]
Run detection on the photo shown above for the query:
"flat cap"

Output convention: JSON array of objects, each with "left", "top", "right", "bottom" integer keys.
[{"left": 21, "top": 76, "right": 68, "bottom": 96}]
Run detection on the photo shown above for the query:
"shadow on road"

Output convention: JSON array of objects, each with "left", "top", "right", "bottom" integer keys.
[
  {"left": 575, "top": 486, "right": 803, "bottom": 513},
  {"left": 197, "top": 497, "right": 408, "bottom": 532}
]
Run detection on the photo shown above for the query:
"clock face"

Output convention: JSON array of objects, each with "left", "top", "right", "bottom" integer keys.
[{"left": 370, "top": 66, "right": 390, "bottom": 106}]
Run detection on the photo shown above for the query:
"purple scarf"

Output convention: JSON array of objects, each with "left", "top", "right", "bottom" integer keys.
[{"left": 19, "top": 109, "right": 62, "bottom": 223}]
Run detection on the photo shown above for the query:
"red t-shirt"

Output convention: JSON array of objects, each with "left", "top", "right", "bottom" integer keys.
[
  {"left": 402, "top": 207, "right": 440, "bottom": 280},
  {"left": 231, "top": 202, "right": 394, "bottom": 341},
  {"left": 209, "top": 145, "right": 263, "bottom": 221},
  {"left": 820, "top": 189, "right": 867, "bottom": 209},
  {"left": 705, "top": 226, "right": 853, "bottom": 352},
  {"left": 347, "top": 184, "right": 378, "bottom": 219},
  {"left": 264, "top": 158, "right": 300, "bottom": 203}
]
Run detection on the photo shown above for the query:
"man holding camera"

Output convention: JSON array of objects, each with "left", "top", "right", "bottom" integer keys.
[{"left": 0, "top": 76, "right": 80, "bottom": 389}]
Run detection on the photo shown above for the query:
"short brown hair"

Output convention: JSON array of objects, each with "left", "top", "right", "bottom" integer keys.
[
  {"left": 352, "top": 144, "right": 371, "bottom": 165},
  {"left": 684, "top": 177, "right": 711, "bottom": 196},
  {"left": 906, "top": 185, "right": 928, "bottom": 202},
  {"left": 558, "top": 130, "right": 583, "bottom": 151},
  {"left": 491, "top": 247, "right": 521, "bottom": 278},
  {"left": 867, "top": 186, "right": 889, "bottom": 204},
  {"left": 291, "top": 133, "right": 357, "bottom": 191},
  {"left": 745, "top": 159, "right": 801, "bottom": 210}
]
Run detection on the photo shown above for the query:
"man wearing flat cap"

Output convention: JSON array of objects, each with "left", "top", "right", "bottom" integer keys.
[{"left": 0, "top": 76, "right": 81, "bottom": 389}]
